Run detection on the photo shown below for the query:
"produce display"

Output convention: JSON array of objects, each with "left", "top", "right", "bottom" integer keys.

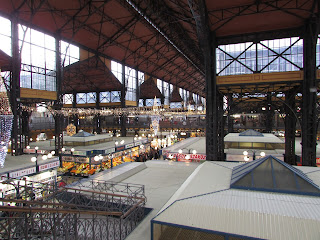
[{"left": 58, "top": 156, "right": 134, "bottom": 177}]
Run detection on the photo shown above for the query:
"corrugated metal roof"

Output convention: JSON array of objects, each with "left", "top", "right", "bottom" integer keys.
[
  {"left": 224, "top": 133, "right": 284, "bottom": 143},
  {"left": 158, "top": 161, "right": 233, "bottom": 213},
  {"left": 154, "top": 189, "right": 320, "bottom": 240},
  {"left": 239, "top": 129, "right": 264, "bottom": 136}
]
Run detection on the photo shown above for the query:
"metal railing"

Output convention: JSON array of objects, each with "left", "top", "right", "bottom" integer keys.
[{"left": 0, "top": 177, "right": 146, "bottom": 240}]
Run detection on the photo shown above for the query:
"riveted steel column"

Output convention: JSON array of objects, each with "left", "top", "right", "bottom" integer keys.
[
  {"left": 284, "top": 88, "right": 297, "bottom": 165},
  {"left": 265, "top": 93, "right": 273, "bottom": 133},
  {"left": 302, "top": 20, "right": 318, "bottom": 166},
  {"left": 121, "top": 63, "right": 126, "bottom": 137},
  {"left": 54, "top": 37, "right": 64, "bottom": 158},
  {"left": 188, "top": 0, "right": 219, "bottom": 160},
  {"left": 227, "top": 93, "right": 234, "bottom": 133},
  {"left": 95, "top": 91, "right": 102, "bottom": 134},
  {"left": 136, "top": 69, "right": 139, "bottom": 106},
  {"left": 21, "top": 110, "right": 31, "bottom": 149},
  {"left": 10, "top": 16, "right": 22, "bottom": 155},
  {"left": 217, "top": 93, "right": 225, "bottom": 160}
]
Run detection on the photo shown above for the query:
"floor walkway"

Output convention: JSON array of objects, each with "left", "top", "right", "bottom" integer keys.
[{"left": 114, "top": 160, "right": 199, "bottom": 240}]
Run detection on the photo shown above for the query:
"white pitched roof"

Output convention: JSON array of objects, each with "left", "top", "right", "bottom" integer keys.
[{"left": 154, "top": 189, "right": 320, "bottom": 240}]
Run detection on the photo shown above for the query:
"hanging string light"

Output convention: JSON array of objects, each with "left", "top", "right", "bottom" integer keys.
[
  {"left": 20, "top": 105, "right": 205, "bottom": 117},
  {"left": 0, "top": 74, "right": 13, "bottom": 168}
]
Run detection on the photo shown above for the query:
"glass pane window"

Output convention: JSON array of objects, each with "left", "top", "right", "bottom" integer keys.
[
  {"left": 111, "top": 91, "right": 121, "bottom": 102},
  {"left": 61, "top": 41, "right": 79, "bottom": 67},
  {"left": 157, "top": 79, "right": 163, "bottom": 93},
  {"left": 0, "top": 16, "right": 11, "bottom": 56},
  {"left": 87, "top": 92, "right": 96, "bottom": 103},
  {"left": 170, "top": 102, "right": 182, "bottom": 109},
  {"left": 100, "top": 92, "right": 111, "bottom": 103},
  {"left": 138, "top": 71, "right": 144, "bottom": 86},
  {"left": 76, "top": 93, "right": 86, "bottom": 104},
  {"left": 111, "top": 61, "right": 123, "bottom": 83},
  {"left": 125, "top": 66, "right": 136, "bottom": 89},
  {"left": 63, "top": 94, "right": 73, "bottom": 104}
]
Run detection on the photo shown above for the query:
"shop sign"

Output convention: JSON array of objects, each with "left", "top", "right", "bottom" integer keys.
[
  {"left": 134, "top": 141, "right": 142, "bottom": 146},
  {"left": 62, "top": 155, "right": 73, "bottom": 161},
  {"left": 104, "top": 148, "right": 115, "bottom": 154},
  {"left": 23, "top": 148, "right": 47, "bottom": 154},
  {"left": 166, "top": 153, "right": 206, "bottom": 161},
  {"left": 0, "top": 174, "right": 7, "bottom": 181},
  {"left": 73, "top": 150, "right": 87, "bottom": 156},
  {"left": 9, "top": 167, "right": 36, "bottom": 178},
  {"left": 39, "top": 161, "right": 60, "bottom": 171},
  {"left": 75, "top": 156, "right": 89, "bottom": 163},
  {"left": 125, "top": 143, "right": 134, "bottom": 149},
  {"left": 116, "top": 146, "right": 125, "bottom": 151}
]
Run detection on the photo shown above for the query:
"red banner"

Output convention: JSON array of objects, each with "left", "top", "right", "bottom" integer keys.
[{"left": 165, "top": 152, "right": 206, "bottom": 161}]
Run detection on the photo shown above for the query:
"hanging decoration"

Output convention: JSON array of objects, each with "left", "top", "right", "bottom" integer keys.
[
  {"left": 20, "top": 105, "right": 205, "bottom": 117},
  {"left": 150, "top": 96, "right": 161, "bottom": 136},
  {"left": 0, "top": 75, "right": 13, "bottom": 168},
  {"left": 66, "top": 123, "right": 77, "bottom": 136}
]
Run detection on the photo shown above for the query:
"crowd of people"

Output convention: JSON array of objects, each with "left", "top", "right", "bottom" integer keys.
[{"left": 134, "top": 148, "right": 160, "bottom": 162}]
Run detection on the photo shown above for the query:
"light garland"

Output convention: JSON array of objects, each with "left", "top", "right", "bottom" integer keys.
[
  {"left": 0, "top": 75, "right": 13, "bottom": 168},
  {"left": 20, "top": 105, "right": 206, "bottom": 117}
]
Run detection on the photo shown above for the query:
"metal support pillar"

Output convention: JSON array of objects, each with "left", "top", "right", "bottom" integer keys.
[
  {"left": 72, "top": 114, "right": 79, "bottom": 132},
  {"left": 121, "top": 63, "right": 126, "bottom": 137},
  {"left": 204, "top": 31, "right": 218, "bottom": 160},
  {"left": 21, "top": 110, "right": 31, "bottom": 149},
  {"left": 54, "top": 37, "right": 63, "bottom": 164},
  {"left": 168, "top": 83, "right": 171, "bottom": 107},
  {"left": 227, "top": 93, "right": 234, "bottom": 133},
  {"left": 284, "top": 88, "right": 297, "bottom": 165},
  {"left": 136, "top": 69, "right": 139, "bottom": 106},
  {"left": 217, "top": 93, "right": 225, "bottom": 160},
  {"left": 265, "top": 93, "right": 273, "bottom": 133},
  {"left": 72, "top": 91, "right": 77, "bottom": 108},
  {"left": 188, "top": 0, "right": 220, "bottom": 160},
  {"left": 95, "top": 91, "right": 101, "bottom": 134},
  {"left": 10, "top": 16, "right": 22, "bottom": 156},
  {"left": 302, "top": 20, "right": 318, "bottom": 166}
]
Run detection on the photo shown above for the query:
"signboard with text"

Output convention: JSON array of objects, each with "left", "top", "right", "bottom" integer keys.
[
  {"left": 0, "top": 173, "right": 7, "bottom": 181},
  {"left": 104, "top": 148, "right": 115, "bottom": 155},
  {"left": 125, "top": 143, "right": 134, "bottom": 149},
  {"left": 39, "top": 160, "right": 60, "bottom": 171},
  {"left": 165, "top": 152, "right": 206, "bottom": 161},
  {"left": 9, "top": 167, "right": 36, "bottom": 178}
]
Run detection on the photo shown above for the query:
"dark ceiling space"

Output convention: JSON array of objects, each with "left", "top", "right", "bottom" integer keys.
[{"left": 0, "top": 0, "right": 317, "bottom": 97}]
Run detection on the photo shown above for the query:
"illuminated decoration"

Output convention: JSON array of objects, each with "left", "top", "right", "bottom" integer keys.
[
  {"left": 66, "top": 123, "right": 76, "bottom": 136},
  {"left": 21, "top": 104, "right": 205, "bottom": 118},
  {"left": 150, "top": 96, "right": 161, "bottom": 136},
  {"left": 0, "top": 75, "right": 13, "bottom": 168}
]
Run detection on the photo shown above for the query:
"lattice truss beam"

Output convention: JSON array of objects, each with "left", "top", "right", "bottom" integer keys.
[
  {"left": 217, "top": 37, "right": 304, "bottom": 76},
  {"left": 208, "top": 0, "right": 317, "bottom": 32},
  {"left": 4, "top": 0, "right": 205, "bottom": 96}
]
